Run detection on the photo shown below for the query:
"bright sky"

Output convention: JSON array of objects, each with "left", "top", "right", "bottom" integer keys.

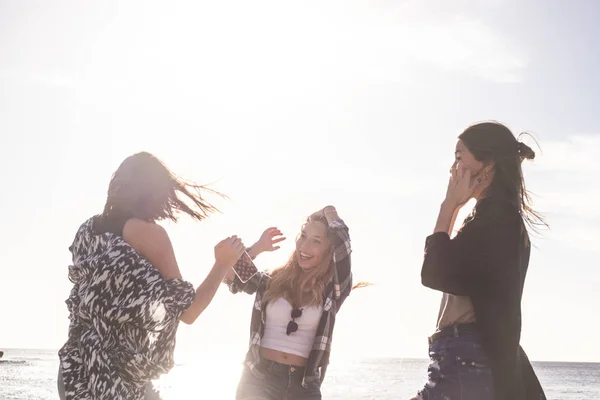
[{"left": 1, "top": 0, "right": 599, "bottom": 365}]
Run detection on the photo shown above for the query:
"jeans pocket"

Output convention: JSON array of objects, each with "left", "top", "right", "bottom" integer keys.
[
  {"left": 455, "top": 344, "right": 491, "bottom": 371},
  {"left": 455, "top": 350, "right": 494, "bottom": 399}
]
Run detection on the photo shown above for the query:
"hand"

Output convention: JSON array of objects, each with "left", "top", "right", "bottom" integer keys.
[
  {"left": 254, "top": 227, "right": 286, "bottom": 254},
  {"left": 322, "top": 205, "right": 339, "bottom": 224},
  {"left": 311, "top": 205, "right": 338, "bottom": 223},
  {"left": 444, "top": 164, "right": 482, "bottom": 209},
  {"left": 214, "top": 236, "right": 245, "bottom": 269}
]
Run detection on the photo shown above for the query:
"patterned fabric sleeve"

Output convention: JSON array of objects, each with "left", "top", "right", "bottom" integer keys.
[
  {"left": 160, "top": 278, "right": 197, "bottom": 317},
  {"left": 227, "top": 268, "right": 268, "bottom": 295},
  {"left": 329, "top": 218, "right": 352, "bottom": 311},
  {"left": 69, "top": 241, "right": 196, "bottom": 333},
  {"left": 112, "top": 271, "right": 196, "bottom": 331}
]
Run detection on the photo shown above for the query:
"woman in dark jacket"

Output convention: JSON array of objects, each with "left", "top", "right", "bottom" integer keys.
[{"left": 413, "top": 122, "right": 546, "bottom": 400}]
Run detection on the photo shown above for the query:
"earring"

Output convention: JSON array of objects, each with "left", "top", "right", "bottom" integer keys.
[{"left": 484, "top": 169, "right": 489, "bottom": 180}]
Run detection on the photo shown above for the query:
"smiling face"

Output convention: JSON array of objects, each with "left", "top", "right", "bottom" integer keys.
[{"left": 295, "top": 220, "right": 331, "bottom": 270}]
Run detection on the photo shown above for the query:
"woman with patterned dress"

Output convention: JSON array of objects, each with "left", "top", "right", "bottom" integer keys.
[
  {"left": 224, "top": 206, "right": 354, "bottom": 400},
  {"left": 58, "top": 152, "right": 245, "bottom": 400}
]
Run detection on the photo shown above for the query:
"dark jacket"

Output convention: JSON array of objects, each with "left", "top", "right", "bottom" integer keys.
[{"left": 421, "top": 195, "right": 546, "bottom": 400}]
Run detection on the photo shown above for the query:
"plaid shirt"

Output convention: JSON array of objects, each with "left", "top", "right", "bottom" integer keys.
[{"left": 228, "top": 218, "right": 352, "bottom": 387}]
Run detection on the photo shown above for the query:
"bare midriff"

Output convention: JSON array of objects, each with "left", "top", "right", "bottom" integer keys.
[{"left": 260, "top": 347, "right": 308, "bottom": 367}]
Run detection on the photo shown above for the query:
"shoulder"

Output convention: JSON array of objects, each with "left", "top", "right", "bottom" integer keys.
[
  {"left": 469, "top": 196, "right": 522, "bottom": 239},
  {"left": 475, "top": 195, "right": 519, "bottom": 219},
  {"left": 123, "top": 219, "right": 171, "bottom": 248}
]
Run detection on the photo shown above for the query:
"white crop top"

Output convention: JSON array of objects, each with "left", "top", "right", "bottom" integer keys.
[{"left": 261, "top": 297, "right": 323, "bottom": 358}]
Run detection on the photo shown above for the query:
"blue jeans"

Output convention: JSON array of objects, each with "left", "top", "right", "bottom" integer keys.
[
  {"left": 417, "top": 325, "right": 494, "bottom": 400},
  {"left": 236, "top": 359, "right": 322, "bottom": 400}
]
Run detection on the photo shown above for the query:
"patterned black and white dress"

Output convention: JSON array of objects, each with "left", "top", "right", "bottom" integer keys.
[{"left": 58, "top": 217, "right": 195, "bottom": 399}]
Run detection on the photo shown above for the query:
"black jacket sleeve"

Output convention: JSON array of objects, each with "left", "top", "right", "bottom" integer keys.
[{"left": 421, "top": 198, "right": 520, "bottom": 296}]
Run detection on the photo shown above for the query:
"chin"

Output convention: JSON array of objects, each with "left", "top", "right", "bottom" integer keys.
[{"left": 298, "top": 262, "right": 318, "bottom": 271}]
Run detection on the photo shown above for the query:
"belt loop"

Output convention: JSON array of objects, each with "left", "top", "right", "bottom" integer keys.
[{"left": 453, "top": 325, "right": 459, "bottom": 337}]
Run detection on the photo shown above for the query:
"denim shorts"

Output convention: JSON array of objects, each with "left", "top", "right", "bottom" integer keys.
[
  {"left": 236, "top": 358, "right": 321, "bottom": 400},
  {"left": 416, "top": 325, "right": 494, "bottom": 400}
]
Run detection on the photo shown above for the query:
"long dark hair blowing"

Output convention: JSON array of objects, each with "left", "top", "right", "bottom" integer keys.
[
  {"left": 101, "top": 152, "right": 222, "bottom": 222},
  {"left": 459, "top": 121, "right": 548, "bottom": 233}
]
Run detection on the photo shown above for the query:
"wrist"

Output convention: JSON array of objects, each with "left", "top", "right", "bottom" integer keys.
[
  {"left": 213, "top": 262, "right": 233, "bottom": 272},
  {"left": 441, "top": 199, "right": 458, "bottom": 212},
  {"left": 248, "top": 243, "right": 262, "bottom": 258}
]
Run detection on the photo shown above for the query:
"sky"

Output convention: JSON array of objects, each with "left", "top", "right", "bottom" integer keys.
[{"left": 0, "top": 0, "right": 599, "bottom": 366}]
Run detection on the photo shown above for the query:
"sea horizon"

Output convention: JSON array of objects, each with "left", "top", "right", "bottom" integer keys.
[
  {"left": 3, "top": 347, "right": 599, "bottom": 365},
  {"left": 2, "top": 348, "right": 600, "bottom": 399}
]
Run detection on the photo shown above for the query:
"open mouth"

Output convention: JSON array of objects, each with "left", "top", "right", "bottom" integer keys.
[{"left": 299, "top": 252, "right": 313, "bottom": 261}]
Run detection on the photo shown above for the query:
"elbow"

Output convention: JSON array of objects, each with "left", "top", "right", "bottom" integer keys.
[
  {"left": 179, "top": 308, "right": 200, "bottom": 325},
  {"left": 420, "top": 264, "right": 430, "bottom": 287},
  {"left": 180, "top": 314, "right": 196, "bottom": 325},
  {"left": 421, "top": 273, "right": 433, "bottom": 289},
  {"left": 420, "top": 263, "right": 439, "bottom": 290}
]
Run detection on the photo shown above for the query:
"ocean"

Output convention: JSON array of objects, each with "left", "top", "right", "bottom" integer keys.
[{"left": 1, "top": 349, "right": 598, "bottom": 399}]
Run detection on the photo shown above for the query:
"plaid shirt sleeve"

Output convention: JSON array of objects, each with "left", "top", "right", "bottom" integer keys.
[
  {"left": 329, "top": 218, "right": 352, "bottom": 311},
  {"left": 226, "top": 251, "right": 268, "bottom": 295},
  {"left": 227, "top": 271, "right": 265, "bottom": 294},
  {"left": 227, "top": 244, "right": 267, "bottom": 294}
]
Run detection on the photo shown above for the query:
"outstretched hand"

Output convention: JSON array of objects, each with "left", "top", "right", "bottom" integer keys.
[{"left": 254, "top": 227, "right": 286, "bottom": 254}]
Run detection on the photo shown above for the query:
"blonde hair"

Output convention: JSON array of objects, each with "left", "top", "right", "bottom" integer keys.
[{"left": 262, "top": 216, "right": 333, "bottom": 308}]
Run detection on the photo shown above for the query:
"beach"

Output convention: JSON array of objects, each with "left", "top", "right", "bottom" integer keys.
[{"left": 1, "top": 349, "right": 598, "bottom": 399}]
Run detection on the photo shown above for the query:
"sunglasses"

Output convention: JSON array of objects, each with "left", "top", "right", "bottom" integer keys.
[{"left": 286, "top": 308, "right": 303, "bottom": 335}]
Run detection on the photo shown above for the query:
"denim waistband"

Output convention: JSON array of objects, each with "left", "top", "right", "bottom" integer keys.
[
  {"left": 258, "top": 357, "right": 306, "bottom": 376},
  {"left": 428, "top": 323, "right": 479, "bottom": 345}
]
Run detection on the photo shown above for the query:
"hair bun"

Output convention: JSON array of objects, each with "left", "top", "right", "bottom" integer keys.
[{"left": 517, "top": 141, "right": 535, "bottom": 160}]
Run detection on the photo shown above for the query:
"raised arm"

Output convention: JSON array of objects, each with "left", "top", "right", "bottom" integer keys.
[
  {"left": 322, "top": 206, "right": 352, "bottom": 309},
  {"left": 421, "top": 163, "right": 510, "bottom": 296},
  {"left": 421, "top": 197, "right": 520, "bottom": 296},
  {"left": 123, "top": 219, "right": 244, "bottom": 324}
]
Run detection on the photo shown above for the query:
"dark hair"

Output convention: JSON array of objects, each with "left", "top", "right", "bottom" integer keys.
[
  {"left": 101, "top": 152, "right": 223, "bottom": 222},
  {"left": 458, "top": 121, "right": 548, "bottom": 232}
]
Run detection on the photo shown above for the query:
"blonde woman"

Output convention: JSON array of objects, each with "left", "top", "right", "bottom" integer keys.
[{"left": 224, "top": 206, "right": 352, "bottom": 400}]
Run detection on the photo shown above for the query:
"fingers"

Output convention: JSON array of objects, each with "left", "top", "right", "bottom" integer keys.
[
  {"left": 450, "top": 163, "right": 458, "bottom": 182},
  {"left": 265, "top": 227, "right": 283, "bottom": 236},
  {"left": 215, "top": 236, "right": 232, "bottom": 247},
  {"left": 455, "top": 164, "right": 472, "bottom": 182},
  {"left": 272, "top": 236, "right": 286, "bottom": 244},
  {"left": 216, "top": 235, "right": 241, "bottom": 248},
  {"left": 231, "top": 236, "right": 243, "bottom": 249},
  {"left": 228, "top": 236, "right": 245, "bottom": 259},
  {"left": 265, "top": 228, "right": 284, "bottom": 241}
]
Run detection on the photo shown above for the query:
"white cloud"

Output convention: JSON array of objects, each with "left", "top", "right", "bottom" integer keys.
[{"left": 0, "top": 0, "right": 526, "bottom": 93}]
